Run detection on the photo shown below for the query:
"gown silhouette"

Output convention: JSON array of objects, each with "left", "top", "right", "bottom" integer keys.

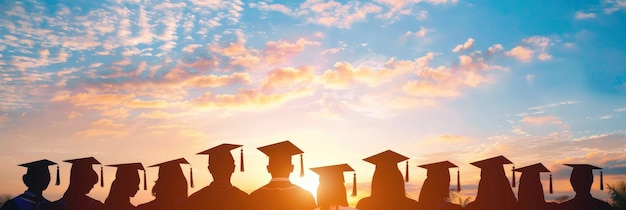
[
  {"left": 136, "top": 158, "right": 190, "bottom": 210},
  {"left": 310, "top": 164, "right": 358, "bottom": 210},
  {"left": 355, "top": 150, "right": 419, "bottom": 210},
  {"left": 514, "top": 163, "right": 557, "bottom": 210},
  {"left": 557, "top": 164, "right": 612, "bottom": 210},
  {"left": 464, "top": 155, "right": 518, "bottom": 210},
  {"left": 248, "top": 141, "right": 316, "bottom": 210},
  {"left": 416, "top": 161, "right": 462, "bottom": 210},
  {"left": 104, "top": 163, "right": 145, "bottom": 210},
  {"left": 49, "top": 157, "right": 105, "bottom": 210},
  {"left": 185, "top": 144, "right": 248, "bottom": 210},
  {"left": 0, "top": 160, "right": 58, "bottom": 210}
]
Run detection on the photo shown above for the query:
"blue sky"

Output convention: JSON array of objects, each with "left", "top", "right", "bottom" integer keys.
[{"left": 1, "top": 0, "right": 625, "bottom": 206}]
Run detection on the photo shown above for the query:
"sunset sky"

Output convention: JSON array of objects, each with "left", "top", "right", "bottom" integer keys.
[{"left": 1, "top": 0, "right": 626, "bottom": 206}]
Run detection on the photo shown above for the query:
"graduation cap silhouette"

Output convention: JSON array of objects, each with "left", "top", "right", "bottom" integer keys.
[
  {"left": 470, "top": 155, "right": 514, "bottom": 187},
  {"left": 149, "top": 158, "right": 194, "bottom": 188},
  {"left": 257, "top": 140, "right": 305, "bottom": 177},
  {"left": 418, "top": 160, "right": 460, "bottom": 192},
  {"left": 513, "top": 163, "right": 552, "bottom": 194},
  {"left": 64, "top": 157, "right": 104, "bottom": 187},
  {"left": 197, "top": 143, "right": 244, "bottom": 172},
  {"left": 107, "top": 163, "right": 146, "bottom": 190},
  {"left": 310, "top": 164, "right": 357, "bottom": 196},
  {"left": 19, "top": 159, "right": 60, "bottom": 186},
  {"left": 564, "top": 164, "right": 604, "bottom": 191},
  {"left": 363, "top": 150, "right": 410, "bottom": 182}
]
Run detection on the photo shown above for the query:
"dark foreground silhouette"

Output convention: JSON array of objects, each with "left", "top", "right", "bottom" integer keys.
[{"left": 1, "top": 141, "right": 616, "bottom": 210}]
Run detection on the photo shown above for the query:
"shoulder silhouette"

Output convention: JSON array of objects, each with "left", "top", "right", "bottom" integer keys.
[
  {"left": 50, "top": 157, "right": 105, "bottom": 210},
  {"left": 104, "top": 163, "right": 145, "bottom": 210},
  {"left": 310, "top": 164, "right": 357, "bottom": 210},
  {"left": 464, "top": 155, "right": 517, "bottom": 210},
  {"left": 416, "top": 160, "right": 462, "bottom": 210},
  {"left": 355, "top": 150, "right": 419, "bottom": 210},
  {"left": 248, "top": 140, "right": 316, "bottom": 210},
  {"left": 0, "top": 159, "right": 59, "bottom": 210},
  {"left": 557, "top": 164, "right": 612, "bottom": 210},
  {"left": 185, "top": 144, "right": 249, "bottom": 210},
  {"left": 136, "top": 158, "right": 191, "bottom": 210}
]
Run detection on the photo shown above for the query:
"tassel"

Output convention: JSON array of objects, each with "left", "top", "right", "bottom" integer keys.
[
  {"left": 240, "top": 148, "right": 244, "bottom": 172},
  {"left": 299, "top": 154, "right": 304, "bottom": 177},
  {"left": 511, "top": 166, "right": 516, "bottom": 188},
  {"left": 600, "top": 171, "right": 603, "bottom": 191},
  {"left": 352, "top": 173, "right": 357, "bottom": 197},
  {"left": 190, "top": 167, "right": 194, "bottom": 188},
  {"left": 457, "top": 169, "right": 461, "bottom": 192},
  {"left": 55, "top": 165, "right": 60, "bottom": 186},
  {"left": 100, "top": 166, "right": 104, "bottom": 187},
  {"left": 549, "top": 173, "right": 553, "bottom": 194},
  {"left": 143, "top": 170, "right": 147, "bottom": 190},
  {"left": 405, "top": 161, "right": 409, "bottom": 182}
]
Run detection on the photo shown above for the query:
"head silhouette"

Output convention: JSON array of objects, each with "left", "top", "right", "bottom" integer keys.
[
  {"left": 149, "top": 158, "right": 189, "bottom": 203},
  {"left": 23, "top": 166, "right": 52, "bottom": 192},
  {"left": 311, "top": 164, "right": 353, "bottom": 209},
  {"left": 198, "top": 143, "right": 243, "bottom": 182},
  {"left": 64, "top": 157, "right": 101, "bottom": 195},
  {"left": 257, "top": 141, "right": 304, "bottom": 178},
  {"left": 107, "top": 164, "right": 143, "bottom": 200},
  {"left": 363, "top": 150, "right": 409, "bottom": 199},
  {"left": 417, "top": 161, "right": 457, "bottom": 206},
  {"left": 566, "top": 164, "right": 600, "bottom": 194}
]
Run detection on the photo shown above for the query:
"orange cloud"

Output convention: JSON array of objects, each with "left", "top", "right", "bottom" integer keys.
[
  {"left": 183, "top": 72, "right": 251, "bottom": 88},
  {"left": 505, "top": 46, "right": 534, "bottom": 62},
  {"left": 50, "top": 92, "right": 133, "bottom": 106},
  {"left": 452, "top": 38, "right": 475, "bottom": 52},
  {"left": 402, "top": 80, "right": 460, "bottom": 98},
  {"left": 520, "top": 115, "right": 563, "bottom": 125},
  {"left": 319, "top": 62, "right": 398, "bottom": 89},
  {"left": 261, "top": 66, "right": 315, "bottom": 90},
  {"left": 191, "top": 88, "right": 312, "bottom": 110}
]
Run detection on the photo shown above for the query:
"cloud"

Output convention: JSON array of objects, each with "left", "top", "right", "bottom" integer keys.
[
  {"left": 452, "top": 38, "right": 475, "bottom": 52},
  {"left": 50, "top": 92, "right": 133, "bottom": 107},
  {"left": 298, "top": 1, "right": 382, "bottom": 29},
  {"left": 183, "top": 72, "right": 251, "bottom": 88},
  {"left": 526, "top": 74, "right": 536, "bottom": 84},
  {"left": 76, "top": 118, "right": 127, "bottom": 137},
  {"left": 261, "top": 66, "right": 315, "bottom": 90},
  {"left": 538, "top": 52, "right": 552, "bottom": 61},
  {"left": 520, "top": 115, "right": 563, "bottom": 125},
  {"left": 249, "top": 2, "right": 292, "bottom": 15},
  {"left": 487, "top": 44, "right": 504, "bottom": 55},
  {"left": 575, "top": 11, "right": 596, "bottom": 19},
  {"left": 615, "top": 107, "right": 626, "bottom": 112},
  {"left": 67, "top": 111, "right": 83, "bottom": 119},
  {"left": 375, "top": 0, "right": 458, "bottom": 10},
  {"left": 600, "top": 114, "right": 615, "bottom": 120},
  {"left": 319, "top": 61, "right": 399, "bottom": 89},
  {"left": 264, "top": 38, "right": 321, "bottom": 64},
  {"left": 505, "top": 46, "right": 534, "bottom": 62},
  {"left": 190, "top": 88, "right": 313, "bottom": 111},
  {"left": 403, "top": 26, "right": 434, "bottom": 38}
]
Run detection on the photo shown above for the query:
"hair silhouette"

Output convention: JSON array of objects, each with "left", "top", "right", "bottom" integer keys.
[
  {"left": 104, "top": 163, "right": 144, "bottom": 210},
  {"left": 464, "top": 155, "right": 517, "bottom": 210},
  {"left": 416, "top": 161, "right": 462, "bottom": 210},
  {"left": 310, "top": 164, "right": 356, "bottom": 210},
  {"left": 557, "top": 164, "right": 612, "bottom": 210},
  {"left": 137, "top": 158, "right": 189, "bottom": 210},
  {"left": 49, "top": 157, "right": 105, "bottom": 210}
]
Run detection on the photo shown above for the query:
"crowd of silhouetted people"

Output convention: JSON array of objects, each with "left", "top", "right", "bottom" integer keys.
[{"left": 1, "top": 140, "right": 614, "bottom": 210}]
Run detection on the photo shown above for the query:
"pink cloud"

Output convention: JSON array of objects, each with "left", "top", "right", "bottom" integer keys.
[
  {"left": 264, "top": 38, "right": 321, "bottom": 64},
  {"left": 520, "top": 115, "right": 563, "bottom": 125},
  {"left": 261, "top": 66, "right": 315, "bottom": 90},
  {"left": 505, "top": 46, "right": 534, "bottom": 62},
  {"left": 452, "top": 38, "right": 475, "bottom": 52}
]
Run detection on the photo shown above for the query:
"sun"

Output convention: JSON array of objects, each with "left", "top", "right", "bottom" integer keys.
[{"left": 292, "top": 175, "right": 320, "bottom": 199}]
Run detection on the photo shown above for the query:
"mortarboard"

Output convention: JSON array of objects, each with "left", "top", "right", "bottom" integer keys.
[
  {"left": 197, "top": 143, "right": 244, "bottom": 172},
  {"left": 513, "top": 163, "right": 552, "bottom": 194},
  {"left": 258, "top": 141, "right": 305, "bottom": 177},
  {"left": 310, "top": 164, "right": 357, "bottom": 196},
  {"left": 19, "top": 159, "right": 60, "bottom": 186},
  {"left": 564, "top": 164, "right": 604, "bottom": 190},
  {"left": 149, "top": 158, "right": 194, "bottom": 188},
  {"left": 64, "top": 157, "right": 103, "bottom": 187},
  {"left": 470, "top": 155, "right": 514, "bottom": 187},
  {"left": 418, "top": 160, "right": 461, "bottom": 192},
  {"left": 107, "top": 163, "right": 147, "bottom": 190},
  {"left": 363, "top": 150, "right": 410, "bottom": 182}
]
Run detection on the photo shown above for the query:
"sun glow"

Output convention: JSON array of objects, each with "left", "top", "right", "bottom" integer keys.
[{"left": 292, "top": 175, "right": 320, "bottom": 199}]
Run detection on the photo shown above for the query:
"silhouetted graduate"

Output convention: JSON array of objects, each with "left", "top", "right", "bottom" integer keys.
[
  {"left": 104, "top": 163, "right": 145, "bottom": 210},
  {"left": 557, "top": 164, "right": 612, "bottom": 210},
  {"left": 185, "top": 144, "right": 248, "bottom": 210},
  {"left": 355, "top": 150, "right": 419, "bottom": 210},
  {"left": 416, "top": 161, "right": 462, "bottom": 210},
  {"left": 514, "top": 163, "right": 557, "bottom": 210},
  {"left": 248, "top": 141, "right": 316, "bottom": 210},
  {"left": 0, "top": 159, "right": 59, "bottom": 210},
  {"left": 136, "top": 158, "right": 191, "bottom": 210},
  {"left": 50, "top": 157, "right": 105, "bottom": 210},
  {"left": 464, "top": 155, "right": 517, "bottom": 210},
  {"left": 310, "top": 164, "right": 357, "bottom": 210}
]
